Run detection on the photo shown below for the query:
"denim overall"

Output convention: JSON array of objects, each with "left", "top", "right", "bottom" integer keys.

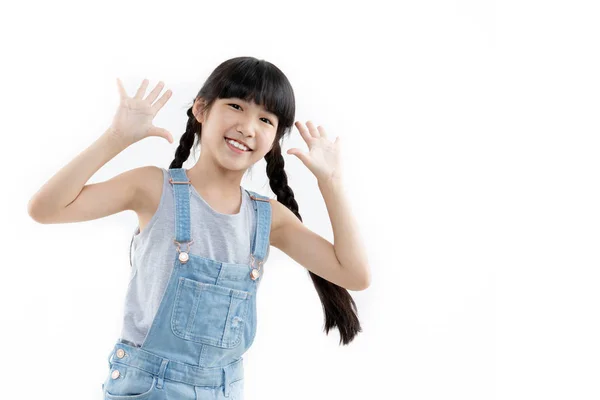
[{"left": 102, "top": 168, "right": 271, "bottom": 400}]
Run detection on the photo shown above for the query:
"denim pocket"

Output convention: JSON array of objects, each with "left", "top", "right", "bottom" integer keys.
[
  {"left": 171, "top": 277, "right": 251, "bottom": 348},
  {"left": 103, "top": 364, "right": 156, "bottom": 400}
]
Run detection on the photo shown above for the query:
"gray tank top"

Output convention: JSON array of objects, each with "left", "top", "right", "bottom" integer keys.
[{"left": 119, "top": 167, "right": 270, "bottom": 347}]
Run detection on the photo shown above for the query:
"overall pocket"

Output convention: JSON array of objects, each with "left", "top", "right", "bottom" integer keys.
[
  {"left": 103, "top": 363, "right": 156, "bottom": 400},
  {"left": 171, "top": 277, "right": 252, "bottom": 348}
]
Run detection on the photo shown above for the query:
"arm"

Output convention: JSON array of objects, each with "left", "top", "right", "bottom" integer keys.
[
  {"left": 28, "top": 78, "right": 173, "bottom": 223},
  {"left": 27, "top": 128, "right": 131, "bottom": 222},
  {"left": 274, "top": 120, "right": 371, "bottom": 291},
  {"left": 270, "top": 177, "right": 370, "bottom": 292},
  {"left": 318, "top": 176, "right": 371, "bottom": 288}
]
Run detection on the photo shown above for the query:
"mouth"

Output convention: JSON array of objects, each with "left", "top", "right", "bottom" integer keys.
[{"left": 224, "top": 137, "right": 253, "bottom": 153}]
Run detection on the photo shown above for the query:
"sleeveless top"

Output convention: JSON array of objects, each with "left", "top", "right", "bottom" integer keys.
[{"left": 119, "top": 167, "right": 270, "bottom": 347}]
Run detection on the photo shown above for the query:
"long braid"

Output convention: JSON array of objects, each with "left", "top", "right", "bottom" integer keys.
[
  {"left": 170, "top": 108, "right": 200, "bottom": 169},
  {"left": 265, "top": 141, "right": 362, "bottom": 345}
]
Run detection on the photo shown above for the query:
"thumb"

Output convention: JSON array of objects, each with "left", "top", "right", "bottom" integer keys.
[
  {"left": 287, "top": 148, "right": 309, "bottom": 164},
  {"left": 153, "top": 128, "right": 174, "bottom": 144}
]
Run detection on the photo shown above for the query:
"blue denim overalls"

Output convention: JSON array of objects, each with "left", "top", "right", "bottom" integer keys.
[{"left": 102, "top": 168, "right": 271, "bottom": 400}]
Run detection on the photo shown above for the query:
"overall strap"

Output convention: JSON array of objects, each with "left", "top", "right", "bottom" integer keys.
[
  {"left": 168, "top": 168, "right": 192, "bottom": 243},
  {"left": 245, "top": 190, "right": 272, "bottom": 263}
]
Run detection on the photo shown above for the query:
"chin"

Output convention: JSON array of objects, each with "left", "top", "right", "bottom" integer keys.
[{"left": 217, "top": 156, "right": 252, "bottom": 172}]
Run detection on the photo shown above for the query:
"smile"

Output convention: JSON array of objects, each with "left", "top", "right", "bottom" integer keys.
[{"left": 225, "top": 138, "right": 252, "bottom": 153}]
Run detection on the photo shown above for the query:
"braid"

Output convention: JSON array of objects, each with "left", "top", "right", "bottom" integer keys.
[
  {"left": 265, "top": 142, "right": 302, "bottom": 222},
  {"left": 265, "top": 141, "right": 362, "bottom": 345},
  {"left": 129, "top": 106, "right": 199, "bottom": 267},
  {"left": 169, "top": 108, "right": 199, "bottom": 169}
]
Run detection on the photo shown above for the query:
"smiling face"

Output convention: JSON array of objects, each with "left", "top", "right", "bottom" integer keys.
[{"left": 193, "top": 97, "right": 279, "bottom": 171}]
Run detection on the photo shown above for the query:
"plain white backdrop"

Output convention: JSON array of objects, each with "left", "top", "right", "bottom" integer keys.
[{"left": 3, "top": 0, "right": 599, "bottom": 399}]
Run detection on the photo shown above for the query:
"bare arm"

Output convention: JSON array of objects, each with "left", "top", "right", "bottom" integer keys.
[
  {"left": 272, "top": 120, "right": 371, "bottom": 291},
  {"left": 28, "top": 78, "right": 174, "bottom": 224},
  {"left": 27, "top": 129, "right": 132, "bottom": 223}
]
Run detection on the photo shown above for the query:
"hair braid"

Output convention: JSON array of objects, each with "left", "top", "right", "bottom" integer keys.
[
  {"left": 265, "top": 141, "right": 362, "bottom": 345},
  {"left": 169, "top": 108, "right": 199, "bottom": 169}
]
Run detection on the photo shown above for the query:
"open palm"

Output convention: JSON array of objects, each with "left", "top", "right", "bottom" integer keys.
[
  {"left": 287, "top": 121, "right": 343, "bottom": 183},
  {"left": 111, "top": 78, "right": 174, "bottom": 146}
]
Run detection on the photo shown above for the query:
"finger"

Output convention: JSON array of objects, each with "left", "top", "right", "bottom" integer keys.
[
  {"left": 146, "top": 81, "right": 165, "bottom": 104},
  {"left": 116, "top": 78, "right": 129, "bottom": 101},
  {"left": 287, "top": 148, "right": 309, "bottom": 163},
  {"left": 159, "top": 128, "right": 173, "bottom": 144},
  {"left": 135, "top": 78, "right": 150, "bottom": 99},
  {"left": 294, "top": 121, "right": 314, "bottom": 145},
  {"left": 152, "top": 128, "right": 174, "bottom": 144},
  {"left": 317, "top": 125, "right": 328, "bottom": 139},
  {"left": 306, "top": 120, "right": 321, "bottom": 138},
  {"left": 159, "top": 129, "right": 173, "bottom": 144},
  {"left": 151, "top": 88, "right": 173, "bottom": 115}
]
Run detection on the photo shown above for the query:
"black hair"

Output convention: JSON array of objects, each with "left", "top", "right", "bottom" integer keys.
[{"left": 129, "top": 56, "right": 362, "bottom": 345}]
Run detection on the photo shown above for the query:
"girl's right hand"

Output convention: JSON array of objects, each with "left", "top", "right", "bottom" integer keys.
[{"left": 109, "top": 78, "right": 174, "bottom": 146}]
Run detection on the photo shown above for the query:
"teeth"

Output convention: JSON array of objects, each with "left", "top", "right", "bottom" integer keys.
[{"left": 226, "top": 138, "right": 249, "bottom": 151}]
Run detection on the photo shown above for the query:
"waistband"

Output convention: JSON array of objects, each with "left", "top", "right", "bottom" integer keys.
[{"left": 106, "top": 340, "right": 244, "bottom": 390}]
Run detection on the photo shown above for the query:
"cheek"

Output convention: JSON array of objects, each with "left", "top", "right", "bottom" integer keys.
[
  {"left": 265, "top": 133, "right": 277, "bottom": 148},
  {"left": 261, "top": 137, "right": 277, "bottom": 154}
]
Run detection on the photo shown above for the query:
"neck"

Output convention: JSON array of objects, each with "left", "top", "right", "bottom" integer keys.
[{"left": 185, "top": 150, "right": 246, "bottom": 201}]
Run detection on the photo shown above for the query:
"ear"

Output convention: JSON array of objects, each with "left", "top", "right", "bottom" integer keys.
[{"left": 193, "top": 98, "right": 208, "bottom": 124}]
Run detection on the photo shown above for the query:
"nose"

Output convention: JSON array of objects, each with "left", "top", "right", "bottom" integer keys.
[{"left": 236, "top": 119, "right": 257, "bottom": 138}]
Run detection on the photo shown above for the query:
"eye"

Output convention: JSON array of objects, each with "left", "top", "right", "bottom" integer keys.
[{"left": 228, "top": 103, "right": 274, "bottom": 126}]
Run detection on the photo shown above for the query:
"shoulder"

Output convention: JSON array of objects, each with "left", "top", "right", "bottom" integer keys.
[
  {"left": 268, "top": 198, "right": 280, "bottom": 228},
  {"left": 130, "top": 166, "right": 165, "bottom": 214},
  {"left": 268, "top": 198, "right": 301, "bottom": 248},
  {"left": 136, "top": 165, "right": 164, "bottom": 181},
  {"left": 134, "top": 165, "right": 164, "bottom": 195}
]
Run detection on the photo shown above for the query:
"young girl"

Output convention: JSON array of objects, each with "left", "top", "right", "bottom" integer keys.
[{"left": 28, "top": 56, "right": 370, "bottom": 400}]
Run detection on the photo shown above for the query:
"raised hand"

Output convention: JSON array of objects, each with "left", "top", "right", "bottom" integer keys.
[
  {"left": 287, "top": 121, "right": 343, "bottom": 183},
  {"left": 110, "top": 78, "right": 174, "bottom": 146}
]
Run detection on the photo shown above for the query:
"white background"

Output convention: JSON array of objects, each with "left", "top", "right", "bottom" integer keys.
[{"left": 2, "top": 0, "right": 599, "bottom": 399}]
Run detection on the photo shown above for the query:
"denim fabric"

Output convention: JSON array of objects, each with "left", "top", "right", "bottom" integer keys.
[
  {"left": 122, "top": 167, "right": 269, "bottom": 347},
  {"left": 102, "top": 168, "right": 271, "bottom": 399}
]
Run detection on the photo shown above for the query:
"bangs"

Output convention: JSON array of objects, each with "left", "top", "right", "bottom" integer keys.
[{"left": 215, "top": 58, "right": 295, "bottom": 129}]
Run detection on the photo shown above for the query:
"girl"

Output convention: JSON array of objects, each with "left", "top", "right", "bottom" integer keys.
[{"left": 28, "top": 56, "right": 370, "bottom": 400}]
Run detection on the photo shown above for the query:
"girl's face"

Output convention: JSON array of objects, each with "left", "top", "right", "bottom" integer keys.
[{"left": 193, "top": 97, "right": 278, "bottom": 171}]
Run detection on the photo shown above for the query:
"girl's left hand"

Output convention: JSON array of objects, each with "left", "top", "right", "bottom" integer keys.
[{"left": 287, "top": 121, "right": 343, "bottom": 183}]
